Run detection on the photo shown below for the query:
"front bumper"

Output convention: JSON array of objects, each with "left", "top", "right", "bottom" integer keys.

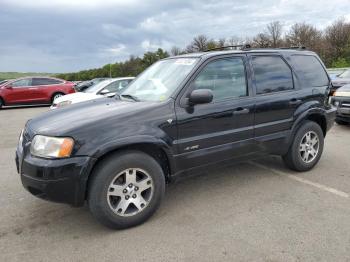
[
  {"left": 16, "top": 150, "right": 95, "bottom": 207},
  {"left": 325, "top": 106, "right": 337, "bottom": 132},
  {"left": 331, "top": 96, "right": 350, "bottom": 122}
]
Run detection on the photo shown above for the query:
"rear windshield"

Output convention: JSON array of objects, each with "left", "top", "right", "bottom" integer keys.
[{"left": 290, "top": 55, "right": 329, "bottom": 87}]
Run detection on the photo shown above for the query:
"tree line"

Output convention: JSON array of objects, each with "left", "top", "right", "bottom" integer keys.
[{"left": 56, "top": 18, "right": 350, "bottom": 81}]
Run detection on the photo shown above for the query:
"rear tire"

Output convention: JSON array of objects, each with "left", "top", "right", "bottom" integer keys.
[
  {"left": 0, "top": 97, "right": 3, "bottom": 108},
  {"left": 88, "top": 151, "right": 165, "bottom": 229},
  {"left": 283, "top": 121, "right": 324, "bottom": 172},
  {"left": 51, "top": 92, "right": 64, "bottom": 103}
]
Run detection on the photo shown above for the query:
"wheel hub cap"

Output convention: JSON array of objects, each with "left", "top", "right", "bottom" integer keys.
[
  {"left": 107, "top": 168, "right": 153, "bottom": 217},
  {"left": 299, "top": 131, "right": 319, "bottom": 163}
]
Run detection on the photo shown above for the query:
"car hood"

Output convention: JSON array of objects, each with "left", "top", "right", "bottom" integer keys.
[
  {"left": 54, "top": 92, "right": 102, "bottom": 104},
  {"left": 27, "top": 98, "right": 160, "bottom": 136},
  {"left": 332, "top": 78, "right": 350, "bottom": 86}
]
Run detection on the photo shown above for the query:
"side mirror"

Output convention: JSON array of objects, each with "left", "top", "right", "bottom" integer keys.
[
  {"left": 100, "top": 89, "right": 109, "bottom": 95},
  {"left": 105, "top": 92, "right": 116, "bottom": 97},
  {"left": 188, "top": 89, "right": 213, "bottom": 105}
]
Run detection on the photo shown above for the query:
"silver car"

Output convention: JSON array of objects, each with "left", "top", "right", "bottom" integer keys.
[
  {"left": 51, "top": 77, "right": 134, "bottom": 109},
  {"left": 332, "top": 69, "right": 350, "bottom": 88}
]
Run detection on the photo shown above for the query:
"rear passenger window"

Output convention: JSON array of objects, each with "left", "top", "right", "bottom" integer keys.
[
  {"left": 32, "top": 78, "right": 62, "bottom": 86},
  {"left": 252, "top": 56, "right": 293, "bottom": 95},
  {"left": 290, "top": 55, "right": 329, "bottom": 87},
  {"left": 192, "top": 57, "right": 247, "bottom": 101}
]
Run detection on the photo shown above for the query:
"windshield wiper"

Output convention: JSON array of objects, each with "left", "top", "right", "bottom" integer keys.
[{"left": 120, "top": 94, "right": 140, "bottom": 102}]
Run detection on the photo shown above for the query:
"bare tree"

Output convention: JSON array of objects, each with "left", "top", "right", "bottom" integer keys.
[
  {"left": 186, "top": 35, "right": 209, "bottom": 52},
  {"left": 324, "top": 18, "right": 350, "bottom": 61},
  {"left": 170, "top": 46, "right": 182, "bottom": 56},
  {"left": 217, "top": 38, "right": 226, "bottom": 48},
  {"left": 227, "top": 36, "right": 243, "bottom": 47},
  {"left": 267, "top": 21, "right": 283, "bottom": 47},
  {"left": 252, "top": 33, "right": 271, "bottom": 48},
  {"left": 285, "top": 23, "right": 322, "bottom": 49}
]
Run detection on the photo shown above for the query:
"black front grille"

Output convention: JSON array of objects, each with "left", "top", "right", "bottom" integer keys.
[{"left": 341, "top": 102, "right": 350, "bottom": 108}]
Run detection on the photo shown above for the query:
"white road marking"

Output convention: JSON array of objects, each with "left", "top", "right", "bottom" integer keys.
[{"left": 250, "top": 162, "right": 349, "bottom": 199}]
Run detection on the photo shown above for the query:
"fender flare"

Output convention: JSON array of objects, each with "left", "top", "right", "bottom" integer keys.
[
  {"left": 90, "top": 135, "right": 176, "bottom": 174},
  {"left": 288, "top": 107, "right": 328, "bottom": 146}
]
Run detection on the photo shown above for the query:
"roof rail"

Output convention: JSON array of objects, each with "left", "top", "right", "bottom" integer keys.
[
  {"left": 278, "top": 46, "right": 306, "bottom": 50},
  {"left": 205, "top": 45, "right": 307, "bottom": 52},
  {"left": 204, "top": 44, "right": 251, "bottom": 52}
]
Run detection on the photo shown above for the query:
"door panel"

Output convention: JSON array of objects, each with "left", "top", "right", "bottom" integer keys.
[
  {"left": 32, "top": 78, "right": 56, "bottom": 102},
  {"left": 248, "top": 54, "right": 300, "bottom": 153},
  {"left": 5, "top": 78, "right": 35, "bottom": 104},
  {"left": 174, "top": 55, "right": 256, "bottom": 172}
]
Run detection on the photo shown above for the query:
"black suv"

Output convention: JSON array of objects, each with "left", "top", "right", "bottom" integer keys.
[{"left": 16, "top": 48, "right": 336, "bottom": 229}]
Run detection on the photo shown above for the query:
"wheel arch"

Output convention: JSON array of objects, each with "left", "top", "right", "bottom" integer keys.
[
  {"left": 84, "top": 140, "right": 174, "bottom": 200},
  {"left": 51, "top": 91, "right": 65, "bottom": 103},
  {"left": 287, "top": 108, "right": 328, "bottom": 149},
  {"left": 0, "top": 96, "right": 4, "bottom": 106}
]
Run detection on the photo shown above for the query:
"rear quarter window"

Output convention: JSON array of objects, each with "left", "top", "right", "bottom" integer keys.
[{"left": 290, "top": 55, "right": 329, "bottom": 87}]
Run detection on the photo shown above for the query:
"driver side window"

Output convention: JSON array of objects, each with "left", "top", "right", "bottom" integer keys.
[
  {"left": 12, "top": 78, "right": 32, "bottom": 88},
  {"left": 192, "top": 57, "right": 247, "bottom": 102}
]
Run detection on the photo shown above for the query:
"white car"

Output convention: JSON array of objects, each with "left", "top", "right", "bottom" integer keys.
[{"left": 51, "top": 77, "right": 134, "bottom": 109}]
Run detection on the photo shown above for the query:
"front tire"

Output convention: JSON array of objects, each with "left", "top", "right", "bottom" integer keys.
[
  {"left": 283, "top": 121, "right": 324, "bottom": 172},
  {"left": 88, "top": 151, "right": 165, "bottom": 229}
]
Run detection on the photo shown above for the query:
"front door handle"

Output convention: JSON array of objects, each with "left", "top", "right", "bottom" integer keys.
[
  {"left": 289, "top": 98, "right": 302, "bottom": 105},
  {"left": 233, "top": 107, "right": 250, "bottom": 115}
]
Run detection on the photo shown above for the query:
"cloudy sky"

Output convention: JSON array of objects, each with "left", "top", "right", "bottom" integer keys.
[{"left": 0, "top": 0, "right": 349, "bottom": 73}]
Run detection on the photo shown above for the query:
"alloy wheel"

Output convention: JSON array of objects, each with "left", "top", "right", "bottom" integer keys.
[
  {"left": 299, "top": 131, "right": 319, "bottom": 163},
  {"left": 107, "top": 168, "right": 153, "bottom": 217}
]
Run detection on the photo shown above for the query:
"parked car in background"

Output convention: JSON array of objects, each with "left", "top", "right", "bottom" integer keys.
[
  {"left": 74, "top": 78, "right": 110, "bottom": 92},
  {"left": 327, "top": 68, "right": 346, "bottom": 80},
  {"left": 331, "top": 69, "right": 350, "bottom": 90},
  {"left": 0, "top": 79, "right": 10, "bottom": 86},
  {"left": 0, "top": 77, "right": 75, "bottom": 108},
  {"left": 331, "top": 84, "right": 350, "bottom": 125},
  {"left": 51, "top": 77, "right": 134, "bottom": 109},
  {"left": 16, "top": 48, "right": 335, "bottom": 229}
]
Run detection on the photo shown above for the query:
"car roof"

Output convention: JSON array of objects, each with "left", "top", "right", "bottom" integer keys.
[{"left": 171, "top": 49, "right": 316, "bottom": 60}]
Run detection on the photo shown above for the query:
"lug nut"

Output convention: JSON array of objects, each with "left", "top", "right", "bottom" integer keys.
[
  {"left": 132, "top": 194, "right": 137, "bottom": 198},
  {"left": 125, "top": 195, "right": 129, "bottom": 200},
  {"left": 123, "top": 189, "right": 127, "bottom": 193},
  {"left": 135, "top": 186, "right": 139, "bottom": 191},
  {"left": 128, "top": 184, "right": 133, "bottom": 188}
]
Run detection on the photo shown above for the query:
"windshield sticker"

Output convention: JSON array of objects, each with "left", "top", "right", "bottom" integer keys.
[{"left": 174, "top": 58, "right": 196, "bottom": 65}]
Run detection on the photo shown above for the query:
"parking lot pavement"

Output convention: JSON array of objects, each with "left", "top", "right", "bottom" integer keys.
[{"left": 1, "top": 107, "right": 350, "bottom": 262}]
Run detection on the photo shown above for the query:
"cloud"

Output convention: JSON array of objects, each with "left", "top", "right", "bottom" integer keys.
[
  {"left": 0, "top": 0, "right": 138, "bottom": 9},
  {"left": 0, "top": 0, "right": 349, "bottom": 72}
]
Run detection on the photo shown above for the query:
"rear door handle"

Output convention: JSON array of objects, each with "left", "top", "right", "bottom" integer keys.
[
  {"left": 233, "top": 107, "right": 250, "bottom": 115},
  {"left": 289, "top": 98, "right": 302, "bottom": 105}
]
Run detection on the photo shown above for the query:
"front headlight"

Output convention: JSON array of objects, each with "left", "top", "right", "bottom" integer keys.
[
  {"left": 334, "top": 91, "right": 350, "bottom": 97},
  {"left": 57, "top": 100, "right": 72, "bottom": 108},
  {"left": 30, "top": 135, "right": 74, "bottom": 158}
]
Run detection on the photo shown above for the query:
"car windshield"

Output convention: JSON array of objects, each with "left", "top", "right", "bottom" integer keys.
[
  {"left": 84, "top": 80, "right": 113, "bottom": 93},
  {"left": 338, "top": 70, "right": 350, "bottom": 78},
  {"left": 121, "top": 58, "right": 199, "bottom": 102}
]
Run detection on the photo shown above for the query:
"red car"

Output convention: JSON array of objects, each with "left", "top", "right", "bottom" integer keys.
[{"left": 0, "top": 77, "right": 75, "bottom": 108}]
